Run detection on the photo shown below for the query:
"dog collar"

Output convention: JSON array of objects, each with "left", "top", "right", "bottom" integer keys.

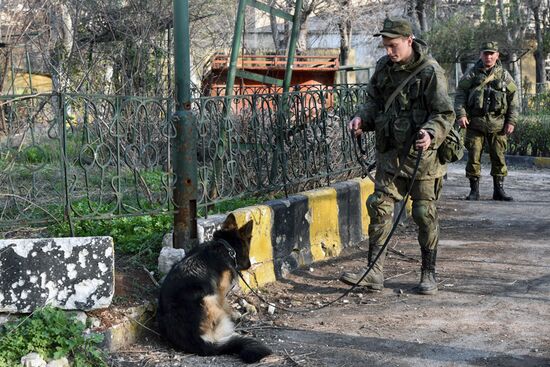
[{"left": 218, "top": 238, "right": 237, "bottom": 267}]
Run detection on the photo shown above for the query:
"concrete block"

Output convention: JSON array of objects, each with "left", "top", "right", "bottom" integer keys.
[
  {"left": 21, "top": 353, "right": 46, "bottom": 367},
  {"left": 158, "top": 215, "right": 225, "bottom": 275},
  {"left": 100, "top": 302, "right": 155, "bottom": 352},
  {"left": 0, "top": 237, "right": 114, "bottom": 312},
  {"left": 46, "top": 357, "right": 70, "bottom": 367},
  {"left": 158, "top": 247, "right": 186, "bottom": 275},
  {"left": 197, "top": 214, "right": 226, "bottom": 243},
  {"left": 160, "top": 215, "right": 226, "bottom": 250}
]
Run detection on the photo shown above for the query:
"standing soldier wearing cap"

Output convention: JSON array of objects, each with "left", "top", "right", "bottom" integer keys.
[
  {"left": 454, "top": 41, "right": 519, "bottom": 201},
  {"left": 339, "top": 18, "right": 454, "bottom": 295}
]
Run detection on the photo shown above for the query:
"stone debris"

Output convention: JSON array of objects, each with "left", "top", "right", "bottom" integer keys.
[
  {"left": 21, "top": 352, "right": 46, "bottom": 367},
  {"left": 157, "top": 247, "right": 186, "bottom": 275},
  {"left": 46, "top": 357, "right": 70, "bottom": 367}
]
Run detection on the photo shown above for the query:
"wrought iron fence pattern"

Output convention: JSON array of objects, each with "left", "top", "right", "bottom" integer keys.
[{"left": 0, "top": 86, "right": 375, "bottom": 229}]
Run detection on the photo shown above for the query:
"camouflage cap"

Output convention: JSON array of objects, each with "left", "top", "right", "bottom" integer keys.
[
  {"left": 480, "top": 41, "right": 499, "bottom": 53},
  {"left": 374, "top": 18, "right": 413, "bottom": 38}
]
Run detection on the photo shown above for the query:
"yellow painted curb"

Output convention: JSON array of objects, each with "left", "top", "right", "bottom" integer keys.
[
  {"left": 303, "top": 188, "right": 341, "bottom": 261},
  {"left": 231, "top": 206, "right": 276, "bottom": 289},
  {"left": 352, "top": 178, "right": 375, "bottom": 237},
  {"left": 533, "top": 157, "right": 550, "bottom": 169}
]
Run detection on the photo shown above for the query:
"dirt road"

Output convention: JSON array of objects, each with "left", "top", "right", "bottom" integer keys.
[{"left": 109, "top": 162, "right": 550, "bottom": 367}]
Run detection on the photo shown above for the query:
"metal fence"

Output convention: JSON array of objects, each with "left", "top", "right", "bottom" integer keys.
[{"left": 0, "top": 85, "right": 375, "bottom": 230}]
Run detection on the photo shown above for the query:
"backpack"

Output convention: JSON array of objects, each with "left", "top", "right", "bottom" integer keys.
[{"left": 437, "top": 125, "right": 464, "bottom": 164}]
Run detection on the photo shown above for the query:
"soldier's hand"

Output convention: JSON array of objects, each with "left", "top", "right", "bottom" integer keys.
[
  {"left": 504, "top": 123, "right": 514, "bottom": 136},
  {"left": 415, "top": 129, "right": 431, "bottom": 152},
  {"left": 457, "top": 116, "right": 469, "bottom": 129},
  {"left": 348, "top": 116, "right": 363, "bottom": 137}
]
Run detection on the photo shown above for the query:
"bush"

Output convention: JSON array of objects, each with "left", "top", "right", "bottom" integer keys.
[
  {"left": 525, "top": 92, "right": 550, "bottom": 115},
  {"left": 508, "top": 115, "right": 550, "bottom": 157},
  {"left": 0, "top": 306, "right": 106, "bottom": 367},
  {"left": 50, "top": 212, "right": 172, "bottom": 268}
]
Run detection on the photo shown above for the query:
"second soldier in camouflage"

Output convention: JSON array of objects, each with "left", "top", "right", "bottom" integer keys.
[{"left": 454, "top": 41, "right": 519, "bottom": 201}]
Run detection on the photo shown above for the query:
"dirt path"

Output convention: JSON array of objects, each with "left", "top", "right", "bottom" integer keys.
[{"left": 109, "top": 162, "right": 550, "bottom": 367}]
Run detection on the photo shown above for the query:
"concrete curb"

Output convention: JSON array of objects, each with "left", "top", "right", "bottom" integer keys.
[
  {"left": 230, "top": 177, "right": 375, "bottom": 289},
  {"left": 159, "top": 177, "right": 375, "bottom": 288}
]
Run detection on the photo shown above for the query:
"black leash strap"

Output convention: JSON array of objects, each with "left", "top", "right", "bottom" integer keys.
[{"left": 352, "top": 129, "right": 415, "bottom": 188}]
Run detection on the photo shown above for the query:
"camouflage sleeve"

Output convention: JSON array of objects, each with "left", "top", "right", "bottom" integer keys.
[
  {"left": 353, "top": 59, "right": 386, "bottom": 132},
  {"left": 504, "top": 72, "right": 519, "bottom": 126},
  {"left": 421, "top": 63, "right": 455, "bottom": 148},
  {"left": 454, "top": 70, "right": 474, "bottom": 119}
]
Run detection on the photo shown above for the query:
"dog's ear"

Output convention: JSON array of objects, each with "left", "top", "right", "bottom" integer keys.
[
  {"left": 222, "top": 213, "right": 238, "bottom": 231},
  {"left": 238, "top": 220, "right": 254, "bottom": 240}
]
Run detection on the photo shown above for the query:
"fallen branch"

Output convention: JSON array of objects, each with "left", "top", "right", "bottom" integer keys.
[
  {"left": 385, "top": 270, "right": 414, "bottom": 280},
  {"left": 141, "top": 265, "right": 160, "bottom": 288}
]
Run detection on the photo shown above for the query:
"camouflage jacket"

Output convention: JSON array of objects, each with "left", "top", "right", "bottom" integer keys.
[
  {"left": 355, "top": 41, "right": 454, "bottom": 179},
  {"left": 454, "top": 59, "right": 519, "bottom": 133}
]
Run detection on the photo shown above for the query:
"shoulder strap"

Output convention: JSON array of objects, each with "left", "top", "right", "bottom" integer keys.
[
  {"left": 384, "top": 60, "right": 434, "bottom": 113},
  {"left": 474, "top": 71, "right": 496, "bottom": 91}
]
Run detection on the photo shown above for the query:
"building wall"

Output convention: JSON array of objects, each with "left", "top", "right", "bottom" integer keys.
[
  {"left": 245, "top": 30, "right": 383, "bottom": 84},
  {"left": 3, "top": 73, "right": 52, "bottom": 94}
]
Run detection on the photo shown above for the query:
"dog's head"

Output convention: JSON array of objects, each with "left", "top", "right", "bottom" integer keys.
[{"left": 216, "top": 213, "right": 253, "bottom": 270}]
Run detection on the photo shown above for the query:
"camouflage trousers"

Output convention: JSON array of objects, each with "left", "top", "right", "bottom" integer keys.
[
  {"left": 464, "top": 127, "right": 508, "bottom": 178},
  {"left": 367, "top": 170, "right": 443, "bottom": 252}
]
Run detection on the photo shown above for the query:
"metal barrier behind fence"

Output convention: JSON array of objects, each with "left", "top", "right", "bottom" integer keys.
[{"left": 0, "top": 85, "right": 375, "bottom": 230}]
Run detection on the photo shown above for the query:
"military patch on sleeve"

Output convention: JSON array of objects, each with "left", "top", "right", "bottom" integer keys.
[{"left": 506, "top": 81, "right": 517, "bottom": 93}]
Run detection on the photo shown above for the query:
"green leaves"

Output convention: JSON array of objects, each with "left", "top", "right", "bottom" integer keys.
[
  {"left": 0, "top": 307, "right": 106, "bottom": 367},
  {"left": 508, "top": 104, "right": 550, "bottom": 157}
]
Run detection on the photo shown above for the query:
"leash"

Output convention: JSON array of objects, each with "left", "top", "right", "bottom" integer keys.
[
  {"left": 229, "top": 140, "right": 423, "bottom": 314},
  {"left": 353, "top": 130, "right": 415, "bottom": 188}
]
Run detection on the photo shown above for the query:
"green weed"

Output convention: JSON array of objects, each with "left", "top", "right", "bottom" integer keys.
[{"left": 0, "top": 306, "right": 107, "bottom": 367}]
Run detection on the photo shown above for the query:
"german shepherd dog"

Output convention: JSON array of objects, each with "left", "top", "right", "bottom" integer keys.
[{"left": 157, "top": 214, "right": 272, "bottom": 363}]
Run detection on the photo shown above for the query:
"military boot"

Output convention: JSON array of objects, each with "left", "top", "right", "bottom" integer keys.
[
  {"left": 492, "top": 176, "right": 513, "bottom": 201},
  {"left": 418, "top": 248, "right": 438, "bottom": 295},
  {"left": 465, "top": 177, "right": 480, "bottom": 201},
  {"left": 339, "top": 244, "right": 385, "bottom": 290}
]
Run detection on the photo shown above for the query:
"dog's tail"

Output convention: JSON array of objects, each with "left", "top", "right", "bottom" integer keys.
[{"left": 217, "top": 335, "right": 272, "bottom": 363}]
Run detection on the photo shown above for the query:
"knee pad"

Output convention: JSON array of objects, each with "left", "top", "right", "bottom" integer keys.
[{"left": 412, "top": 200, "right": 437, "bottom": 229}]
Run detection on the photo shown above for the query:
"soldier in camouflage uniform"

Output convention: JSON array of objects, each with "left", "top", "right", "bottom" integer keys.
[
  {"left": 454, "top": 41, "right": 519, "bottom": 201},
  {"left": 339, "top": 18, "right": 454, "bottom": 295}
]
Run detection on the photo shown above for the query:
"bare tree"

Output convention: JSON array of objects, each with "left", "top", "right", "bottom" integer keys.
[
  {"left": 406, "top": 0, "right": 430, "bottom": 32},
  {"left": 497, "top": 0, "right": 530, "bottom": 88},
  {"left": 267, "top": 0, "right": 332, "bottom": 54},
  {"left": 0, "top": 0, "right": 237, "bottom": 96},
  {"left": 528, "top": 0, "right": 549, "bottom": 92}
]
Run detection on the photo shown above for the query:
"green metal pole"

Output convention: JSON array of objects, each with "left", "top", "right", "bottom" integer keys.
[
  {"left": 283, "top": 0, "right": 303, "bottom": 93},
  {"left": 25, "top": 46, "right": 33, "bottom": 93},
  {"left": 225, "top": 0, "right": 248, "bottom": 97},
  {"left": 172, "top": 0, "right": 198, "bottom": 250}
]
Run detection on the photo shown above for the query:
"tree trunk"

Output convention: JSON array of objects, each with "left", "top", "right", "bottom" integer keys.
[
  {"left": 48, "top": 2, "right": 73, "bottom": 93},
  {"left": 415, "top": 0, "right": 428, "bottom": 32},
  {"left": 532, "top": 3, "right": 545, "bottom": 92},
  {"left": 296, "top": 18, "right": 308, "bottom": 53},
  {"left": 338, "top": 19, "right": 352, "bottom": 67}
]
